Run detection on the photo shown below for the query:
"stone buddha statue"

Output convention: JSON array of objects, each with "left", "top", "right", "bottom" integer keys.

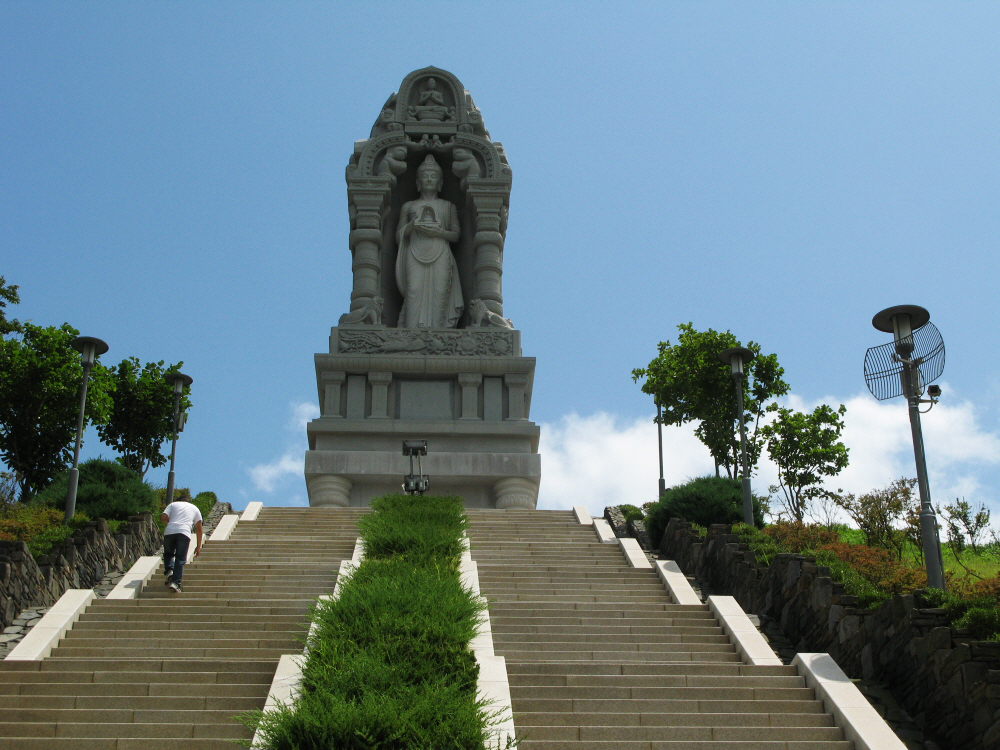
[
  {"left": 409, "top": 78, "right": 453, "bottom": 122},
  {"left": 395, "top": 155, "right": 463, "bottom": 328}
]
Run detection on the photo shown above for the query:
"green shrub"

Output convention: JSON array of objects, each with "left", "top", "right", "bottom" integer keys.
[
  {"left": 35, "top": 458, "right": 156, "bottom": 521},
  {"left": 0, "top": 505, "right": 89, "bottom": 559},
  {"left": 192, "top": 491, "right": 217, "bottom": 518},
  {"left": 955, "top": 606, "right": 1000, "bottom": 640},
  {"left": 245, "top": 494, "right": 500, "bottom": 750},
  {"left": 620, "top": 504, "right": 643, "bottom": 523},
  {"left": 645, "top": 476, "right": 764, "bottom": 546},
  {"left": 357, "top": 494, "right": 468, "bottom": 567}
]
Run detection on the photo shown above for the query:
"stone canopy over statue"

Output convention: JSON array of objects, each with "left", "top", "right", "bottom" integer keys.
[{"left": 305, "top": 67, "right": 539, "bottom": 511}]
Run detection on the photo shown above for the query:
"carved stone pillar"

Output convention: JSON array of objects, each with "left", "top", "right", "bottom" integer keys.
[
  {"left": 347, "top": 182, "right": 391, "bottom": 314},
  {"left": 307, "top": 475, "right": 352, "bottom": 507},
  {"left": 468, "top": 188, "right": 507, "bottom": 317},
  {"left": 321, "top": 371, "right": 346, "bottom": 417},
  {"left": 505, "top": 374, "right": 528, "bottom": 420},
  {"left": 368, "top": 371, "right": 392, "bottom": 419},
  {"left": 458, "top": 372, "right": 482, "bottom": 420},
  {"left": 494, "top": 477, "right": 538, "bottom": 510}
]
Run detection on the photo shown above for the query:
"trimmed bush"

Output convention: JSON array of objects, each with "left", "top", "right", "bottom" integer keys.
[
  {"left": 0, "top": 505, "right": 89, "bottom": 558},
  {"left": 246, "top": 494, "right": 499, "bottom": 750},
  {"left": 34, "top": 458, "right": 156, "bottom": 521},
  {"left": 645, "top": 476, "right": 765, "bottom": 546},
  {"left": 620, "top": 504, "right": 644, "bottom": 523}
]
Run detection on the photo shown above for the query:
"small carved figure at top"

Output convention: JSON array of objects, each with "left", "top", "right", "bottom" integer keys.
[
  {"left": 409, "top": 78, "right": 455, "bottom": 122},
  {"left": 376, "top": 146, "right": 408, "bottom": 186},
  {"left": 451, "top": 148, "right": 481, "bottom": 182},
  {"left": 420, "top": 78, "right": 446, "bottom": 107}
]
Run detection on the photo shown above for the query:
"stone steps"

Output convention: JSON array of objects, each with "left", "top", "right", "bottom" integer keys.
[
  {"left": 0, "top": 506, "right": 360, "bottom": 747},
  {"left": 465, "top": 511, "right": 853, "bottom": 749}
]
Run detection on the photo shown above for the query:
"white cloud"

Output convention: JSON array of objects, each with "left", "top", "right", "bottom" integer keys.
[
  {"left": 245, "top": 401, "right": 318, "bottom": 499},
  {"left": 537, "top": 413, "right": 713, "bottom": 516},
  {"left": 537, "top": 392, "right": 1000, "bottom": 522}
]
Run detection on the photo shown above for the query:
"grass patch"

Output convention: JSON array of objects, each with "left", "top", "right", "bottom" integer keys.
[{"left": 244, "top": 494, "right": 503, "bottom": 750}]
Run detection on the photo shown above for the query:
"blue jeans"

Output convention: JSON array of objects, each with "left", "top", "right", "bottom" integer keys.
[{"left": 163, "top": 533, "right": 191, "bottom": 584}]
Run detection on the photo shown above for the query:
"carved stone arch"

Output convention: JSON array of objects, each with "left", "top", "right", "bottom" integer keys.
[
  {"left": 356, "top": 132, "right": 409, "bottom": 178},
  {"left": 396, "top": 67, "right": 465, "bottom": 124}
]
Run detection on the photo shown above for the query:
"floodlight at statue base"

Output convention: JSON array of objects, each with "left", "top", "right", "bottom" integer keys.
[{"left": 403, "top": 475, "right": 430, "bottom": 495}]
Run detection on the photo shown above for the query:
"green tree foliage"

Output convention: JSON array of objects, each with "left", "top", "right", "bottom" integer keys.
[
  {"left": 96, "top": 357, "right": 189, "bottom": 477},
  {"left": 761, "top": 403, "right": 849, "bottom": 523},
  {"left": 0, "top": 322, "right": 113, "bottom": 500},
  {"left": 34, "top": 458, "right": 157, "bottom": 521},
  {"left": 0, "top": 277, "right": 21, "bottom": 335},
  {"left": 834, "top": 478, "right": 918, "bottom": 561},
  {"left": 632, "top": 323, "right": 789, "bottom": 479},
  {"left": 644, "top": 476, "right": 766, "bottom": 545}
]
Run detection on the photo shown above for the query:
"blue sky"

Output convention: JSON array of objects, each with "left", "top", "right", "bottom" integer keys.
[{"left": 3, "top": 2, "right": 999, "bottom": 518}]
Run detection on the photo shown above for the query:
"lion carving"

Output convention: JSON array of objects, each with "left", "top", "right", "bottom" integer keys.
[
  {"left": 339, "top": 296, "right": 383, "bottom": 326},
  {"left": 467, "top": 298, "right": 513, "bottom": 329}
]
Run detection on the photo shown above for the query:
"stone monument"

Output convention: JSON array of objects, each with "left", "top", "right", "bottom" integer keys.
[{"left": 304, "top": 67, "right": 541, "bottom": 509}]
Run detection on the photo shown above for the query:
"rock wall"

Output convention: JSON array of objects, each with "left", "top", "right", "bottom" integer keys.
[
  {"left": 659, "top": 518, "right": 1000, "bottom": 750},
  {"left": 0, "top": 512, "right": 161, "bottom": 630}
]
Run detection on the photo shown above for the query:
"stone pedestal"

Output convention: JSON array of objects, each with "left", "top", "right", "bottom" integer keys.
[{"left": 305, "top": 327, "right": 540, "bottom": 508}]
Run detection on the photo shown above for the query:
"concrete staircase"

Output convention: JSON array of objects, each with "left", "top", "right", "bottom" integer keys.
[
  {"left": 0, "top": 506, "right": 365, "bottom": 749},
  {"left": 466, "top": 509, "right": 853, "bottom": 750}
]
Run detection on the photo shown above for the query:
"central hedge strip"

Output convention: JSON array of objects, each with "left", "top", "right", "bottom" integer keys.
[{"left": 247, "top": 494, "right": 493, "bottom": 750}]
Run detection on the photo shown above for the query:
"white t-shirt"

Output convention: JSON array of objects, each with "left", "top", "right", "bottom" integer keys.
[{"left": 163, "top": 501, "right": 203, "bottom": 539}]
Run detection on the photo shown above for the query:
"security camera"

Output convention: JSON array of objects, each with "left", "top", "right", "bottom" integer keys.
[{"left": 927, "top": 385, "right": 941, "bottom": 398}]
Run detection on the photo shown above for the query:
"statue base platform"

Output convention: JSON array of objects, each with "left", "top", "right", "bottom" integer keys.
[{"left": 304, "top": 326, "right": 540, "bottom": 509}]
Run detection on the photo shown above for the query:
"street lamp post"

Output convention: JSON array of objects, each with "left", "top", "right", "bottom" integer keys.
[
  {"left": 656, "top": 399, "right": 666, "bottom": 498},
  {"left": 718, "top": 346, "right": 756, "bottom": 526},
  {"left": 163, "top": 372, "right": 193, "bottom": 505},
  {"left": 872, "top": 305, "right": 946, "bottom": 590},
  {"left": 65, "top": 336, "right": 109, "bottom": 523}
]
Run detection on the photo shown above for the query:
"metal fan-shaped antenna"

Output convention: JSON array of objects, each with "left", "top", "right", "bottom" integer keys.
[
  {"left": 864, "top": 304, "right": 946, "bottom": 590},
  {"left": 864, "top": 321, "right": 945, "bottom": 400}
]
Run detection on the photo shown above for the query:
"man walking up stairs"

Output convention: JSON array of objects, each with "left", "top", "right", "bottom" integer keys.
[
  {"left": 467, "top": 508, "right": 854, "bottom": 749},
  {"left": 0, "top": 506, "right": 364, "bottom": 749}
]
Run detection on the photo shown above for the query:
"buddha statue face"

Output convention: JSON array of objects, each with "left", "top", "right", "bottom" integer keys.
[{"left": 417, "top": 160, "right": 443, "bottom": 193}]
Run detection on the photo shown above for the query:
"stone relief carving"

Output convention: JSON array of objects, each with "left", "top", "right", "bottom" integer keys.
[
  {"left": 338, "top": 328, "right": 515, "bottom": 356},
  {"left": 395, "top": 155, "right": 463, "bottom": 329},
  {"left": 468, "top": 298, "right": 513, "bottom": 329},
  {"left": 338, "top": 295, "right": 383, "bottom": 326},
  {"left": 408, "top": 78, "right": 456, "bottom": 122},
  {"left": 451, "top": 147, "right": 481, "bottom": 186},
  {"left": 375, "top": 146, "right": 408, "bottom": 186}
]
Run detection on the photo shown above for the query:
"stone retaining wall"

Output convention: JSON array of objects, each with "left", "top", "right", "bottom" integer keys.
[
  {"left": 659, "top": 517, "right": 1000, "bottom": 750},
  {"left": 0, "top": 512, "right": 161, "bottom": 631}
]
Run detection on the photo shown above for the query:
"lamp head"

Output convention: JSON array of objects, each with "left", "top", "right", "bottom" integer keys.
[
  {"left": 164, "top": 372, "right": 193, "bottom": 395},
  {"left": 70, "top": 336, "right": 109, "bottom": 367},
  {"left": 718, "top": 346, "right": 755, "bottom": 376}
]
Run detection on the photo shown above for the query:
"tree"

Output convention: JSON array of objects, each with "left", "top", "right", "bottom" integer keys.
[
  {"left": 632, "top": 323, "right": 790, "bottom": 479},
  {"left": 761, "top": 403, "right": 849, "bottom": 523},
  {"left": 0, "top": 276, "right": 22, "bottom": 335},
  {"left": 0, "top": 322, "right": 113, "bottom": 500},
  {"left": 834, "top": 478, "right": 918, "bottom": 561},
  {"left": 95, "top": 357, "right": 190, "bottom": 477},
  {"left": 939, "top": 498, "right": 990, "bottom": 554}
]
